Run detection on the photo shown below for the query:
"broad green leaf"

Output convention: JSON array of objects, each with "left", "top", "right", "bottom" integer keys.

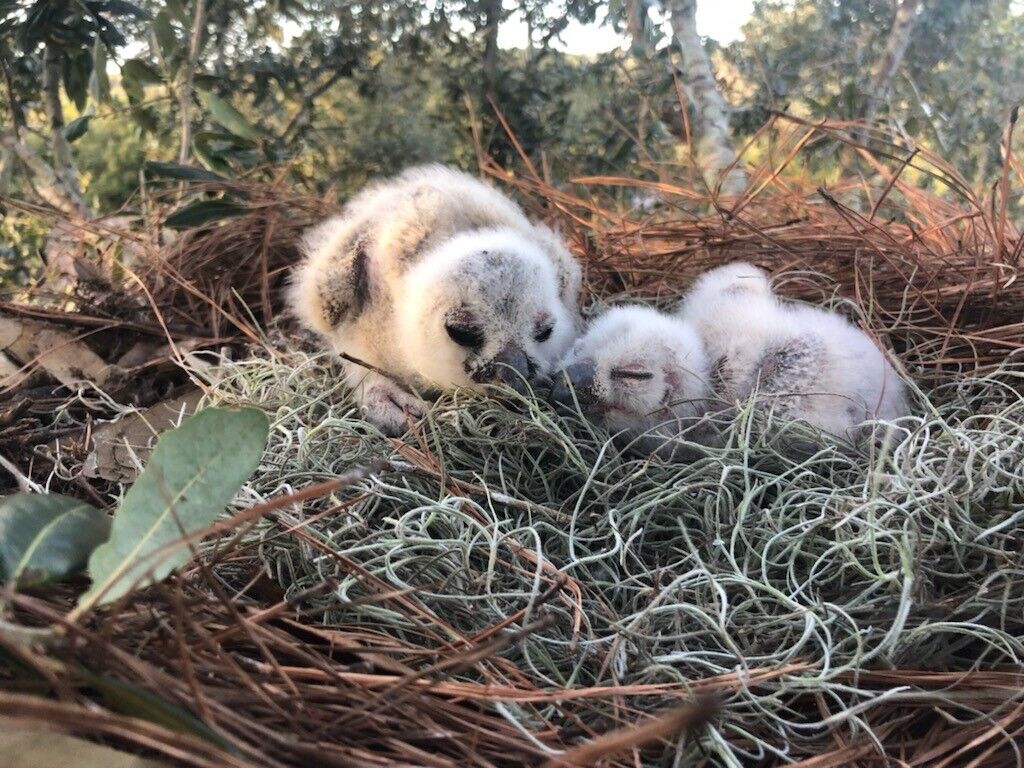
[
  {"left": 0, "top": 494, "right": 110, "bottom": 588},
  {"left": 130, "top": 105, "right": 161, "bottom": 134},
  {"left": 77, "top": 408, "right": 268, "bottom": 610},
  {"left": 153, "top": 11, "right": 179, "bottom": 65},
  {"left": 143, "top": 161, "right": 226, "bottom": 183},
  {"left": 199, "top": 91, "right": 262, "bottom": 141},
  {"left": 63, "top": 113, "right": 92, "bottom": 143},
  {"left": 224, "top": 149, "right": 261, "bottom": 168},
  {"left": 122, "top": 58, "right": 163, "bottom": 87},
  {"left": 164, "top": 199, "right": 247, "bottom": 229},
  {"left": 89, "top": 40, "right": 110, "bottom": 103},
  {"left": 62, "top": 49, "right": 92, "bottom": 112},
  {"left": 192, "top": 138, "right": 234, "bottom": 175},
  {"left": 193, "top": 129, "right": 257, "bottom": 151},
  {"left": 122, "top": 73, "right": 144, "bottom": 106},
  {"left": 0, "top": 719, "right": 169, "bottom": 768}
]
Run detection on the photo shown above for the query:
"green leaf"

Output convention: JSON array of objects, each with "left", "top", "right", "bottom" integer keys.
[
  {"left": 89, "top": 40, "right": 110, "bottom": 103},
  {"left": 143, "top": 161, "right": 227, "bottom": 182},
  {"left": 63, "top": 113, "right": 92, "bottom": 143},
  {"left": 63, "top": 49, "right": 92, "bottom": 112},
  {"left": 198, "top": 90, "right": 262, "bottom": 141},
  {"left": 130, "top": 105, "right": 161, "bottom": 134},
  {"left": 0, "top": 494, "right": 110, "bottom": 588},
  {"left": 122, "top": 58, "right": 163, "bottom": 87},
  {"left": 122, "top": 74, "right": 144, "bottom": 106},
  {"left": 77, "top": 408, "right": 268, "bottom": 610},
  {"left": 164, "top": 199, "right": 247, "bottom": 229},
  {"left": 153, "top": 10, "right": 179, "bottom": 65},
  {"left": 192, "top": 137, "right": 234, "bottom": 175},
  {"left": 122, "top": 58, "right": 162, "bottom": 107},
  {"left": 193, "top": 129, "right": 257, "bottom": 151}
]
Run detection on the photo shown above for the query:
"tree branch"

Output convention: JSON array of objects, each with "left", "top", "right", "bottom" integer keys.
[
  {"left": 42, "top": 43, "right": 82, "bottom": 199},
  {"left": 179, "top": 0, "right": 208, "bottom": 164},
  {"left": 626, "top": 0, "right": 648, "bottom": 51},
  {"left": 1, "top": 55, "right": 21, "bottom": 197},
  {"left": 862, "top": 0, "right": 923, "bottom": 133},
  {"left": 280, "top": 68, "right": 348, "bottom": 143}
]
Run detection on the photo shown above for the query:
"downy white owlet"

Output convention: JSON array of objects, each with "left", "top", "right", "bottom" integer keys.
[{"left": 289, "top": 165, "right": 582, "bottom": 434}]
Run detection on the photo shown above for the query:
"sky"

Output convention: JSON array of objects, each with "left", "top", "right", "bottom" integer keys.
[{"left": 497, "top": 0, "right": 756, "bottom": 54}]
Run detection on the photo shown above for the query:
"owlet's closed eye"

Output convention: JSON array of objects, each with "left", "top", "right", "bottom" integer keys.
[
  {"left": 445, "top": 319, "right": 485, "bottom": 348},
  {"left": 534, "top": 324, "right": 554, "bottom": 343},
  {"left": 610, "top": 368, "right": 654, "bottom": 381}
]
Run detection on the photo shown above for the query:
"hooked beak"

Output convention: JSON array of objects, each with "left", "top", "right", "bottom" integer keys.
[
  {"left": 472, "top": 343, "right": 535, "bottom": 394},
  {"left": 550, "top": 361, "right": 599, "bottom": 410}
]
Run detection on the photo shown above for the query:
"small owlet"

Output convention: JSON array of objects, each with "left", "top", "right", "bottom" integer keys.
[
  {"left": 677, "top": 262, "right": 909, "bottom": 444},
  {"left": 550, "top": 305, "right": 716, "bottom": 448},
  {"left": 289, "top": 165, "right": 582, "bottom": 434}
]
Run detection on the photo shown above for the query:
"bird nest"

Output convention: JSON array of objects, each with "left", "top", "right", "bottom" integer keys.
[{"left": 3, "top": 117, "right": 1024, "bottom": 766}]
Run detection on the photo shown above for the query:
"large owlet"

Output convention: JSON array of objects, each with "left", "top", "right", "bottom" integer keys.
[{"left": 289, "top": 165, "right": 582, "bottom": 434}]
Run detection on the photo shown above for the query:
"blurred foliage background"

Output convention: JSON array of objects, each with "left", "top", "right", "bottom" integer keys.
[{"left": 1, "top": 0, "right": 1022, "bottom": 286}]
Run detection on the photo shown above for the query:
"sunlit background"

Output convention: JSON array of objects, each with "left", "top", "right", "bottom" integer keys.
[
  {"left": 1, "top": 0, "right": 1022, "bottom": 287},
  {"left": 500, "top": 0, "right": 756, "bottom": 51}
]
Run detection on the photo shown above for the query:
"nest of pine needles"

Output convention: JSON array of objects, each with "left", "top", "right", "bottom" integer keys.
[
  {"left": 489, "top": 115, "right": 1024, "bottom": 379},
  {"left": 22, "top": 115, "right": 1019, "bottom": 367},
  {"left": 134, "top": 177, "right": 335, "bottom": 339},
  {"left": 3, "top": 116, "right": 1024, "bottom": 766}
]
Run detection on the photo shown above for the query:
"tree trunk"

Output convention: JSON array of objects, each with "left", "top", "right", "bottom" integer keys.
[
  {"left": 626, "top": 0, "right": 647, "bottom": 51},
  {"left": 665, "top": 0, "right": 746, "bottom": 195},
  {"left": 42, "top": 44, "right": 82, "bottom": 200},
  {"left": 862, "top": 0, "right": 923, "bottom": 133}
]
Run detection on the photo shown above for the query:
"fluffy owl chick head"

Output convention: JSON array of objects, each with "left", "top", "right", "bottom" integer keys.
[
  {"left": 676, "top": 261, "right": 782, "bottom": 376},
  {"left": 551, "top": 305, "right": 711, "bottom": 433},
  {"left": 396, "top": 228, "right": 577, "bottom": 393},
  {"left": 683, "top": 261, "right": 772, "bottom": 306}
]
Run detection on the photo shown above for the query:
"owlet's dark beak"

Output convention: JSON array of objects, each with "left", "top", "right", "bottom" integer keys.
[
  {"left": 473, "top": 343, "right": 536, "bottom": 395},
  {"left": 550, "top": 361, "right": 599, "bottom": 410}
]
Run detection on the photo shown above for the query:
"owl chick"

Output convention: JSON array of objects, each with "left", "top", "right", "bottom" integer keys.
[
  {"left": 550, "top": 305, "right": 716, "bottom": 445},
  {"left": 289, "top": 165, "right": 582, "bottom": 434},
  {"left": 677, "top": 262, "right": 908, "bottom": 444}
]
